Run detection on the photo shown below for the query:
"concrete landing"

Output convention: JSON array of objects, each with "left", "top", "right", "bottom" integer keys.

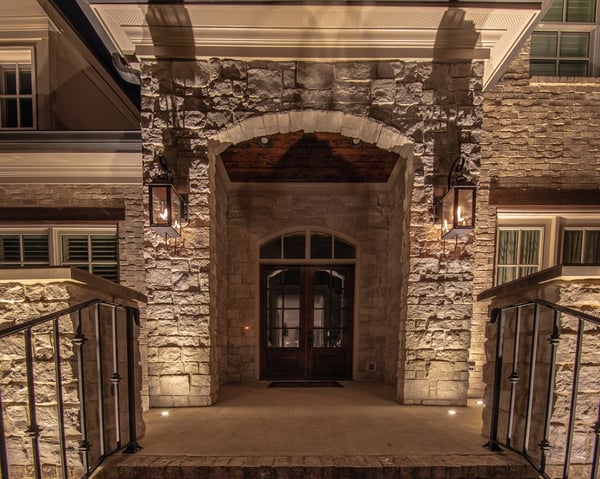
[{"left": 92, "top": 382, "right": 539, "bottom": 478}]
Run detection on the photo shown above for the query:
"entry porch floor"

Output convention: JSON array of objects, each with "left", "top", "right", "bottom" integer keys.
[{"left": 93, "top": 382, "right": 538, "bottom": 479}]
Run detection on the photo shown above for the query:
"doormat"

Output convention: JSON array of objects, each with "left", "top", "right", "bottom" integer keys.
[{"left": 268, "top": 381, "right": 343, "bottom": 388}]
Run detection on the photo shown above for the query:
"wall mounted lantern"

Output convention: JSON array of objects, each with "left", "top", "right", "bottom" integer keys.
[
  {"left": 149, "top": 180, "right": 183, "bottom": 238},
  {"left": 439, "top": 158, "right": 476, "bottom": 240}
]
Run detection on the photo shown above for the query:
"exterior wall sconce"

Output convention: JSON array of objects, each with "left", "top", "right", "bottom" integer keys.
[
  {"left": 439, "top": 157, "right": 476, "bottom": 240},
  {"left": 149, "top": 180, "right": 183, "bottom": 238}
]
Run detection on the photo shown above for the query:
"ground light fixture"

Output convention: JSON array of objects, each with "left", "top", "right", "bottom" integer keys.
[{"left": 439, "top": 156, "right": 476, "bottom": 240}]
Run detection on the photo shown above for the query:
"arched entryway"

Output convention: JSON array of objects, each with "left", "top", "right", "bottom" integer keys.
[
  {"left": 208, "top": 111, "right": 416, "bottom": 393},
  {"left": 259, "top": 231, "right": 356, "bottom": 380}
]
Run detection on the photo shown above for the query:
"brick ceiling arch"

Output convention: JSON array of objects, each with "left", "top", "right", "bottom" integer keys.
[{"left": 211, "top": 110, "right": 411, "bottom": 183}]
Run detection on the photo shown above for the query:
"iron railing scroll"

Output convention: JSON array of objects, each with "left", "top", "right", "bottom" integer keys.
[
  {"left": 486, "top": 299, "right": 600, "bottom": 479},
  {"left": 0, "top": 299, "right": 142, "bottom": 479}
]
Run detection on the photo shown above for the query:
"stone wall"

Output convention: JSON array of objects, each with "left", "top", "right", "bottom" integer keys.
[
  {"left": 474, "top": 43, "right": 600, "bottom": 399},
  {"left": 0, "top": 183, "right": 147, "bottom": 405},
  {"left": 141, "top": 57, "right": 483, "bottom": 405},
  {"left": 0, "top": 276, "right": 145, "bottom": 479}
]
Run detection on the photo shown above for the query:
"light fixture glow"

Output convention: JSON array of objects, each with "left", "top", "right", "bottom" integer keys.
[
  {"left": 161, "top": 411, "right": 169, "bottom": 417},
  {"left": 448, "top": 409, "right": 457, "bottom": 416},
  {"left": 149, "top": 181, "right": 184, "bottom": 238},
  {"left": 437, "top": 156, "right": 476, "bottom": 240}
]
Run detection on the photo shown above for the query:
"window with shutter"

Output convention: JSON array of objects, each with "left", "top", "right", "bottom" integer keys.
[
  {"left": 61, "top": 233, "right": 119, "bottom": 282},
  {"left": 0, "top": 227, "right": 118, "bottom": 282},
  {"left": 0, "top": 233, "right": 49, "bottom": 266}
]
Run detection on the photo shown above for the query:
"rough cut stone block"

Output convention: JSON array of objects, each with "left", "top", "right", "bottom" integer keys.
[
  {"left": 297, "top": 63, "right": 334, "bottom": 89},
  {"left": 248, "top": 68, "right": 282, "bottom": 99},
  {"left": 335, "top": 62, "right": 376, "bottom": 81}
]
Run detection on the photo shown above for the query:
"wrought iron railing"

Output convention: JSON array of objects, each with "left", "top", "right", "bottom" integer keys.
[
  {"left": 485, "top": 298, "right": 600, "bottom": 479},
  {"left": 0, "top": 299, "right": 141, "bottom": 479}
]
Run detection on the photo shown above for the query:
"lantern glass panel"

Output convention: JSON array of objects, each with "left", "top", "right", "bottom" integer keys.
[
  {"left": 441, "top": 191, "right": 455, "bottom": 235},
  {"left": 151, "top": 185, "right": 169, "bottom": 226},
  {"left": 171, "top": 191, "right": 182, "bottom": 234},
  {"left": 456, "top": 188, "right": 474, "bottom": 228}
]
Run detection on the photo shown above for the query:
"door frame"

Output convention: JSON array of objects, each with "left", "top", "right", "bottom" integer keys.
[{"left": 259, "top": 264, "right": 355, "bottom": 380}]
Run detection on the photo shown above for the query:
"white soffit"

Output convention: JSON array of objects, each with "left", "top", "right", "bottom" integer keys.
[{"left": 90, "top": 2, "right": 542, "bottom": 90}]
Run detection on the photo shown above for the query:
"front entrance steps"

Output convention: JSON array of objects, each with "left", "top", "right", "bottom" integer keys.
[
  {"left": 92, "top": 452, "right": 539, "bottom": 478},
  {"left": 90, "top": 383, "right": 540, "bottom": 479}
]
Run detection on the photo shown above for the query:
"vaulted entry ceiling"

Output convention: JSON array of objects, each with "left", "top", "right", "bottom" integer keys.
[{"left": 220, "top": 132, "right": 399, "bottom": 183}]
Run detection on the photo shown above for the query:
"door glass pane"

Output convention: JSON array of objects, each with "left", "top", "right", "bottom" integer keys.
[
  {"left": 566, "top": 0, "right": 596, "bottom": 22},
  {"left": 559, "top": 60, "right": 588, "bottom": 76},
  {"left": 260, "top": 237, "right": 281, "bottom": 259},
  {"left": 312, "top": 268, "right": 349, "bottom": 348},
  {"left": 283, "top": 233, "right": 305, "bottom": 259},
  {"left": 266, "top": 268, "right": 301, "bottom": 349},
  {"left": 311, "top": 233, "right": 332, "bottom": 259},
  {"left": 543, "top": 0, "right": 564, "bottom": 21},
  {"left": 531, "top": 32, "right": 558, "bottom": 57},
  {"left": 560, "top": 32, "right": 589, "bottom": 57},
  {"left": 584, "top": 230, "right": 600, "bottom": 263},
  {"left": 283, "top": 308, "right": 300, "bottom": 348},
  {"left": 334, "top": 237, "right": 356, "bottom": 259}
]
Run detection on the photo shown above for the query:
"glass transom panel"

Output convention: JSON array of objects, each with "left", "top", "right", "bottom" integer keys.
[{"left": 260, "top": 231, "right": 356, "bottom": 260}]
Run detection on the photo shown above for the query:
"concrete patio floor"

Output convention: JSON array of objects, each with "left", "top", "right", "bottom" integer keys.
[
  {"left": 140, "top": 381, "right": 489, "bottom": 457},
  {"left": 93, "top": 382, "right": 538, "bottom": 478}
]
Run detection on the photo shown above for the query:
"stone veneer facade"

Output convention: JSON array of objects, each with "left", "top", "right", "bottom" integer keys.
[
  {"left": 140, "top": 58, "right": 483, "bottom": 407},
  {"left": 473, "top": 44, "right": 600, "bottom": 399}
]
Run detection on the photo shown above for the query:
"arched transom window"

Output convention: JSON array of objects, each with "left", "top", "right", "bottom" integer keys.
[{"left": 260, "top": 231, "right": 356, "bottom": 261}]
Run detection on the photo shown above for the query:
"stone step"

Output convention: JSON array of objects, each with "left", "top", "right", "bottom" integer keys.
[{"left": 91, "top": 453, "right": 541, "bottom": 479}]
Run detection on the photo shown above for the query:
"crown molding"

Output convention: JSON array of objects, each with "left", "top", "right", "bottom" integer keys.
[{"left": 89, "top": 2, "right": 542, "bottom": 89}]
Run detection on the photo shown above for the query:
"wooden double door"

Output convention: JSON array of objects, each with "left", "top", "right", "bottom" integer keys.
[{"left": 260, "top": 265, "right": 354, "bottom": 380}]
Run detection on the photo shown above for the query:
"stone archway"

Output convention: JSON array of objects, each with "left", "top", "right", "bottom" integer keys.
[
  {"left": 141, "top": 58, "right": 482, "bottom": 407},
  {"left": 209, "top": 110, "right": 411, "bottom": 157}
]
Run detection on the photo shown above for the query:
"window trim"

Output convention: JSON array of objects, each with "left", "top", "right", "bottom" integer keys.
[
  {"left": 495, "top": 211, "right": 600, "bottom": 285},
  {"left": 495, "top": 226, "right": 546, "bottom": 285},
  {"left": 0, "top": 46, "right": 36, "bottom": 130}
]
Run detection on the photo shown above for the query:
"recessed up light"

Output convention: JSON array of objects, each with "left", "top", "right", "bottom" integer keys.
[
  {"left": 161, "top": 411, "right": 169, "bottom": 417},
  {"left": 258, "top": 136, "right": 271, "bottom": 147},
  {"left": 448, "top": 409, "right": 457, "bottom": 416},
  {"left": 350, "top": 137, "right": 362, "bottom": 148}
]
